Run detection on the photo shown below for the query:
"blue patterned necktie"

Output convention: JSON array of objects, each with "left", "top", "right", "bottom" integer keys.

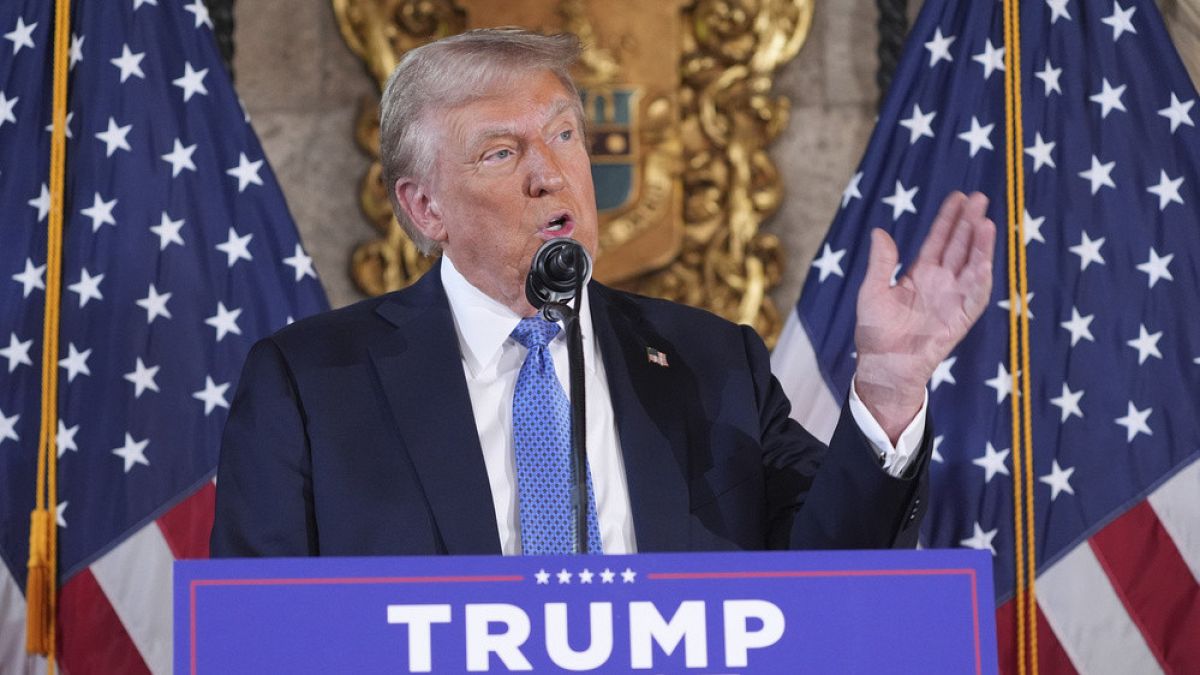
[{"left": 510, "top": 316, "right": 602, "bottom": 554}]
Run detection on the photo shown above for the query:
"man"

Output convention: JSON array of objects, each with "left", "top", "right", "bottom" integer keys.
[{"left": 210, "top": 29, "right": 995, "bottom": 557}]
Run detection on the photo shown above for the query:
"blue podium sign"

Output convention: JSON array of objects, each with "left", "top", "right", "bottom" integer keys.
[{"left": 175, "top": 549, "right": 996, "bottom": 673}]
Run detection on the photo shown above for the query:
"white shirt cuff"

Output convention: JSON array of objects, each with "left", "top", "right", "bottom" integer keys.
[{"left": 847, "top": 376, "right": 928, "bottom": 477}]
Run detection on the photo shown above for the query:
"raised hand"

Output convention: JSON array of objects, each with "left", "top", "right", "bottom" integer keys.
[{"left": 853, "top": 191, "right": 997, "bottom": 442}]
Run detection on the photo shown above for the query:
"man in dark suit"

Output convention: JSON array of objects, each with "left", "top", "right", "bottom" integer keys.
[{"left": 210, "top": 29, "right": 995, "bottom": 557}]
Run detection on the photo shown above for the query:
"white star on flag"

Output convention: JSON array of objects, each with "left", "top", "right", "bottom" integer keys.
[
  {"left": 193, "top": 376, "right": 231, "bottom": 415},
  {"left": 183, "top": 0, "right": 213, "bottom": 29},
  {"left": 1049, "top": 383, "right": 1084, "bottom": 423},
  {"left": 882, "top": 180, "right": 918, "bottom": 220},
  {"left": 226, "top": 152, "right": 264, "bottom": 192},
  {"left": 1069, "top": 231, "right": 1106, "bottom": 270},
  {"left": 283, "top": 244, "right": 317, "bottom": 281},
  {"left": 81, "top": 191, "right": 119, "bottom": 232},
  {"left": 1039, "top": 461, "right": 1076, "bottom": 501},
  {"left": 56, "top": 420, "right": 79, "bottom": 458},
  {"left": 1157, "top": 93, "right": 1195, "bottom": 133},
  {"left": 1115, "top": 401, "right": 1152, "bottom": 442},
  {"left": 205, "top": 302, "right": 243, "bottom": 342},
  {"left": 173, "top": 61, "right": 209, "bottom": 101},
  {"left": 28, "top": 183, "right": 50, "bottom": 221},
  {"left": 996, "top": 292, "right": 1035, "bottom": 320},
  {"left": 136, "top": 283, "right": 173, "bottom": 323},
  {"left": 931, "top": 435, "right": 944, "bottom": 463},
  {"left": 12, "top": 258, "right": 46, "bottom": 297},
  {"left": 841, "top": 171, "right": 863, "bottom": 208},
  {"left": 924, "top": 28, "right": 955, "bottom": 66},
  {"left": 900, "top": 104, "right": 936, "bottom": 144},
  {"left": 44, "top": 111, "right": 74, "bottom": 139},
  {"left": 1024, "top": 133, "right": 1056, "bottom": 173},
  {"left": 1046, "top": 0, "right": 1071, "bottom": 23},
  {"left": 984, "top": 362, "right": 1016, "bottom": 404},
  {"left": 578, "top": 569, "right": 594, "bottom": 584},
  {"left": 110, "top": 44, "right": 146, "bottom": 83},
  {"left": 56, "top": 502, "right": 68, "bottom": 528},
  {"left": 811, "top": 244, "right": 846, "bottom": 282},
  {"left": 621, "top": 568, "right": 637, "bottom": 583},
  {"left": 972, "top": 39, "right": 1005, "bottom": 80},
  {"left": 600, "top": 568, "right": 615, "bottom": 583},
  {"left": 1089, "top": 78, "right": 1127, "bottom": 119},
  {"left": 1126, "top": 324, "right": 1163, "bottom": 364},
  {"left": 123, "top": 358, "right": 161, "bottom": 398},
  {"left": 161, "top": 138, "right": 198, "bottom": 177},
  {"left": 112, "top": 433, "right": 150, "bottom": 472},
  {"left": 957, "top": 117, "right": 994, "bottom": 157},
  {"left": 4, "top": 17, "right": 36, "bottom": 55},
  {"left": 972, "top": 442, "right": 1011, "bottom": 483},
  {"left": 150, "top": 212, "right": 186, "bottom": 250},
  {"left": 0, "top": 333, "right": 33, "bottom": 372},
  {"left": 58, "top": 343, "right": 92, "bottom": 382},
  {"left": 1060, "top": 307, "right": 1095, "bottom": 347},
  {"left": 556, "top": 569, "right": 572, "bottom": 584},
  {"left": 69, "top": 33, "right": 84, "bottom": 69},
  {"left": 931, "top": 356, "right": 956, "bottom": 391},
  {"left": 95, "top": 117, "right": 133, "bottom": 157},
  {"left": 1078, "top": 155, "right": 1116, "bottom": 194},
  {"left": 0, "top": 90, "right": 18, "bottom": 129},
  {"left": 67, "top": 268, "right": 105, "bottom": 307},
  {"left": 1022, "top": 210, "right": 1046, "bottom": 245},
  {"left": 216, "top": 227, "right": 254, "bottom": 267},
  {"left": 133, "top": 0, "right": 159, "bottom": 9},
  {"left": 960, "top": 522, "right": 998, "bottom": 556},
  {"left": 1034, "top": 59, "right": 1063, "bottom": 96},
  {"left": 535, "top": 569, "right": 550, "bottom": 584},
  {"left": 1136, "top": 248, "right": 1174, "bottom": 288},
  {"left": 1101, "top": 1, "right": 1137, "bottom": 42},
  {"left": 1146, "top": 170, "right": 1184, "bottom": 210},
  {"left": 0, "top": 408, "right": 18, "bottom": 445}
]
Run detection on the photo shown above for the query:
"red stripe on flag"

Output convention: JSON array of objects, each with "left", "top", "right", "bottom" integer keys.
[
  {"left": 157, "top": 481, "right": 216, "bottom": 560},
  {"left": 995, "top": 597, "right": 1077, "bottom": 675},
  {"left": 58, "top": 569, "right": 151, "bottom": 675},
  {"left": 1090, "top": 500, "right": 1200, "bottom": 673}
]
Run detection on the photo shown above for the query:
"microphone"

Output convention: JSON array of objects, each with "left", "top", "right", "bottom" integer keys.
[{"left": 525, "top": 238, "right": 591, "bottom": 310}]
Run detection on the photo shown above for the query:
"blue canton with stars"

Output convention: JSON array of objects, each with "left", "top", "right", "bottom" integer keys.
[
  {"left": 511, "top": 317, "right": 602, "bottom": 555},
  {"left": 0, "top": 0, "right": 328, "bottom": 588},
  {"left": 795, "top": 0, "right": 1200, "bottom": 603}
]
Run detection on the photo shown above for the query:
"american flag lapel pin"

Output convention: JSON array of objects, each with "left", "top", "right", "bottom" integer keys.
[{"left": 646, "top": 347, "right": 669, "bottom": 367}]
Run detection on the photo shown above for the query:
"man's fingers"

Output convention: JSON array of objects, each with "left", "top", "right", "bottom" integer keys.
[
  {"left": 916, "top": 191, "right": 967, "bottom": 266},
  {"left": 959, "top": 217, "right": 997, "bottom": 320},
  {"left": 940, "top": 192, "right": 990, "bottom": 274},
  {"left": 862, "top": 228, "right": 900, "bottom": 296}
]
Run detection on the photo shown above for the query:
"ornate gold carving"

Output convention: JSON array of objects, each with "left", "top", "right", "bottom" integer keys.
[{"left": 334, "top": 0, "right": 810, "bottom": 345}]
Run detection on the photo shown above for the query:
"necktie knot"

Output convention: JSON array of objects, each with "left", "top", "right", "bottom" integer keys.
[{"left": 511, "top": 316, "right": 560, "bottom": 350}]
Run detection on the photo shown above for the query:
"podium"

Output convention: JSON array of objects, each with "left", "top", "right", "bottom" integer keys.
[{"left": 175, "top": 549, "right": 997, "bottom": 673}]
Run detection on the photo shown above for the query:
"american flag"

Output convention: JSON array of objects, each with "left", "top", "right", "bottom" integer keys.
[
  {"left": 0, "top": 0, "right": 328, "bottom": 672},
  {"left": 773, "top": 0, "right": 1200, "bottom": 672}
]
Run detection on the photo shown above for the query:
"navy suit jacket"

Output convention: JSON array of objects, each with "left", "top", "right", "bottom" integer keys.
[{"left": 210, "top": 263, "right": 930, "bottom": 557}]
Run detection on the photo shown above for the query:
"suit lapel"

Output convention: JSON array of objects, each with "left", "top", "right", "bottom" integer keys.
[
  {"left": 590, "top": 285, "right": 690, "bottom": 551},
  {"left": 368, "top": 263, "right": 501, "bottom": 554}
]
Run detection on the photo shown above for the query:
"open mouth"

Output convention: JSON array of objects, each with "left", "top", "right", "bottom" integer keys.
[{"left": 542, "top": 212, "right": 573, "bottom": 235}]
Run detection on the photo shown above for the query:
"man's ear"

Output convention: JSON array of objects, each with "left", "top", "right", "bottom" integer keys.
[{"left": 394, "top": 178, "right": 446, "bottom": 244}]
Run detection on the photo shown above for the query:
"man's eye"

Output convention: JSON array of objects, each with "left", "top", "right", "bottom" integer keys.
[
  {"left": 487, "top": 148, "right": 512, "bottom": 161},
  {"left": 559, "top": 129, "right": 573, "bottom": 141}
]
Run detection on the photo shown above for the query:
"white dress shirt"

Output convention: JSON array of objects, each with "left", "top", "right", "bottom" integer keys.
[{"left": 440, "top": 255, "right": 926, "bottom": 555}]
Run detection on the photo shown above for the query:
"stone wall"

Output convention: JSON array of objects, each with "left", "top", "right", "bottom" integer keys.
[{"left": 234, "top": 0, "right": 1199, "bottom": 315}]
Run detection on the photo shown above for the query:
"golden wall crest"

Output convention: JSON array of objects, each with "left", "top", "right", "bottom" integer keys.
[{"left": 332, "top": 0, "right": 811, "bottom": 344}]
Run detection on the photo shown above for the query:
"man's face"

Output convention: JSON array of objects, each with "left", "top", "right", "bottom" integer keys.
[{"left": 417, "top": 69, "right": 598, "bottom": 315}]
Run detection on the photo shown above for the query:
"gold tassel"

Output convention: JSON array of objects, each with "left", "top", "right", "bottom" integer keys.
[{"left": 25, "top": 510, "right": 51, "bottom": 653}]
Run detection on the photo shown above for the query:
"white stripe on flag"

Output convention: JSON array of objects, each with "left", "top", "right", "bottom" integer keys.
[
  {"left": 0, "top": 563, "right": 48, "bottom": 675},
  {"left": 1147, "top": 456, "right": 1200, "bottom": 583},
  {"left": 90, "top": 522, "right": 176, "bottom": 675},
  {"left": 771, "top": 313, "right": 841, "bottom": 444},
  {"left": 1037, "top": 541, "right": 1163, "bottom": 675}
]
